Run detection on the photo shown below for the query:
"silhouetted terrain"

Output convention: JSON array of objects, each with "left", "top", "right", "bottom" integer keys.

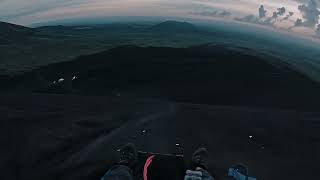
[
  {"left": 148, "top": 21, "right": 198, "bottom": 32},
  {"left": 1, "top": 20, "right": 320, "bottom": 82},
  {"left": 5, "top": 45, "right": 320, "bottom": 111},
  {"left": 0, "top": 21, "right": 210, "bottom": 74},
  {"left": 1, "top": 21, "right": 320, "bottom": 180},
  {"left": 0, "top": 22, "right": 35, "bottom": 43}
]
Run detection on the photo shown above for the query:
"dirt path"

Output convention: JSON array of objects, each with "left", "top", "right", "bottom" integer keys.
[{"left": 0, "top": 93, "right": 319, "bottom": 180}]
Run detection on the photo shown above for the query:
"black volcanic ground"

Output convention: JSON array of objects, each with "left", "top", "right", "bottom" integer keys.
[
  {"left": 5, "top": 45, "right": 320, "bottom": 110},
  {"left": 1, "top": 45, "right": 320, "bottom": 180}
]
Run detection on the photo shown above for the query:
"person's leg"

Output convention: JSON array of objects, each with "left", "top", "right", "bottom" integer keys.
[
  {"left": 101, "top": 143, "right": 138, "bottom": 180},
  {"left": 101, "top": 165, "right": 134, "bottom": 180},
  {"left": 184, "top": 148, "right": 215, "bottom": 180},
  {"left": 184, "top": 167, "right": 214, "bottom": 180},
  {"left": 198, "top": 167, "right": 214, "bottom": 180}
]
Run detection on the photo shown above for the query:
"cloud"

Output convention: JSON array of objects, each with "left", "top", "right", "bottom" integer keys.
[
  {"left": 269, "top": 7, "right": 286, "bottom": 20},
  {"left": 234, "top": 14, "right": 260, "bottom": 23},
  {"left": 191, "top": 10, "right": 231, "bottom": 18},
  {"left": 234, "top": 4, "right": 266, "bottom": 25},
  {"left": 297, "top": 0, "right": 320, "bottom": 27},
  {"left": 283, "top": 11, "right": 294, "bottom": 20},
  {"left": 292, "top": 0, "right": 320, "bottom": 6},
  {"left": 294, "top": 18, "right": 304, "bottom": 26},
  {"left": 272, "top": 11, "right": 278, "bottom": 18},
  {"left": 277, "top": 7, "right": 286, "bottom": 16},
  {"left": 235, "top": 4, "right": 287, "bottom": 26},
  {"left": 259, "top": 5, "right": 267, "bottom": 18},
  {"left": 0, "top": 0, "right": 315, "bottom": 40},
  {"left": 316, "top": 24, "right": 320, "bottom": 35},
  {"left": 0, "top": 0, "right": 87, "bottom": 20},
  {"left": 219, "top": 10, "right": 231, "bottom": 17}
]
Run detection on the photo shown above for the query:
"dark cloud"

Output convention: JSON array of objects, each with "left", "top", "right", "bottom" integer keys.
[
  {"left": 234, "top": 14, "right": 260, "bottom": 23},
  {"left": 283, "top": 11, "right": 294, "bottom": 20},
  {"left": 262, "top": 17, "right": 276, "bottom": 25},
  {"left": 293, "top": 0, "right": 320, "bottom": 5},
  {"left": 234, "top": 15, "right": 275, "bottom": 26},
  {"left": 219, "top": 10, "right": 231, "bottom": 17},
  {"left": 277, "top": 7, "right": 286, "bottom": 16},
  {"left": 270, "top": 7, "right": 286, "bottom": 20},
  {"left": 272, "top": 11, "right": 278, "bottom": 18},
  {"left": 235, "top": 5, "right": 286, "bottom": 26},
  {"left": 191, "top": 10, "right": 231, "bottom": 18},
  {"left": 234, "top": 5, "right": 286, "bottom": 26},
  {"left": 294, "top": 18, "right": 304, "bottom": 26},
  {"left": 288, "top": 18, "right": 303, "bottom": 31},
  {"left": 259, "top": 5, "right": 267, "bottom": 18},
  {"left": 297, "top": 0, "right": 320, "bottom": 27},
  {"left": 316, "top": 24, "right": 320, "bottom": 35}
]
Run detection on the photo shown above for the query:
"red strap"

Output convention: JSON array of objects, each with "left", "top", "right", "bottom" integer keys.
[{"left": 143, "top": 155, "right": 155, "bottom": 180}]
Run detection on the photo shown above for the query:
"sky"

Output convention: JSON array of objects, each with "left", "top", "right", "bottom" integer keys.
[{"left": 0, "top": 0, "right": 320, "bottom": 38}]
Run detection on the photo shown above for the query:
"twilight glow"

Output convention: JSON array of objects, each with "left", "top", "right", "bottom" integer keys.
[{"left": 1, "top": 0, "right": 320, "bottom": 37}]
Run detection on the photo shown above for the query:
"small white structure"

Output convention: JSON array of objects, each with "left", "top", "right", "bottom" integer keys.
[{"left": 58, "top": 78, "right": 65, "bottom": 83}]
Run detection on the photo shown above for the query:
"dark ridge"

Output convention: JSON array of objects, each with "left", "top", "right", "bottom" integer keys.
[
  {"left": 4, "top": 45, "right": 320, "bottom": 111},
  {"left": 36, "top": 24, "right": 145, "bottom": 34},
  {"left": 0, "top": 21, "right": 35, "bottom": 42},
  {"left": 0, "top": 21, "right": 32, "bottom": 32},
  {"left": 148, "top": 20, "right": 198, "bottom": 32}
]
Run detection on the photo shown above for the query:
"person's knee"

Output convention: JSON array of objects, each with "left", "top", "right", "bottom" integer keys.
[{"left": 102, "top": 165, "right": 134, "bottom": 180}]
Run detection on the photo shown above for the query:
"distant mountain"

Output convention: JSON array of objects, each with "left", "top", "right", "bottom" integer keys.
[
  {"left": 0, "top": 22, "right": 35, "bottom": 43},
  {"left": 148, "top": 21, "right": 197, "bottom": 33},
  {"left": 36, "top": 21, "right": 197, "bottom": 34},
  {"left": 36, "top": 23, "right": 147, "bottom": 34}
]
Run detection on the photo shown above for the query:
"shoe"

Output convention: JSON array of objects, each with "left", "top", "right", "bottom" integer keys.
[
  {"left": 191, "top": 147, "right": 209, "bottom": 170},
  {"left": 119, "top": 143, "right": 138, "bottom": 167}
]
